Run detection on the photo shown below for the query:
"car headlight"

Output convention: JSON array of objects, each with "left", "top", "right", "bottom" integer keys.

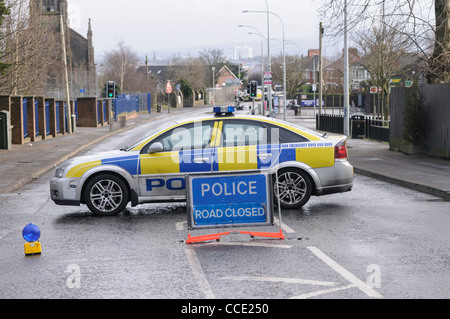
[{"left": 55, "top": 162, "right": 71, "bottom": 178}]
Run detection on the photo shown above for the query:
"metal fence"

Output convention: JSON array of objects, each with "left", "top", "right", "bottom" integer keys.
[
  {"left": 366, "top": 117, "right": 390, "bottom": 143},
  {"left": 316, "top": 114, "right": 344, "bottom": 135},
  {"left": 112, "top": 93, "right": 151, "bottom": 121},
  {"left": 317, "top": 114, "right": 390, "bottom": 142}
]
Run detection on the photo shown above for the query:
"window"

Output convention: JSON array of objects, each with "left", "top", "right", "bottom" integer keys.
[
  {"left": 268, "top": 124, "right": 309, "bottom": 143},
  {"left": 151, "top": 122, "right": 213, "bottom": 152},
  {"left": 221, "top": 121, "right": 268, "bottom": 147}
]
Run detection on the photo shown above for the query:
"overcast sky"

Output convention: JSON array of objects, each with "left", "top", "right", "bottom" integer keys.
[{"left": 68, "top": 0, "right": 327, "bottom": 62}]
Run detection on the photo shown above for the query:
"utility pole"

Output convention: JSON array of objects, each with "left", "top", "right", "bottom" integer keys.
[
  {"left": 319, "top": 22, "right": 324, "bottom": 129},
  {"left": 265, "top": 0, "right": 273, "bottom": 117},
  {"left": 146, "top": 55, "right": 149, "bottom": 83},
  {"left": 60, "top": 15, "right": 72, "bottom": 135},
  {"left": 343, "top": 0, "right": 350, "bottom": 136}
]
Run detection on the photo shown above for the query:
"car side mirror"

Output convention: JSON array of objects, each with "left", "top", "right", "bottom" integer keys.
[{"left": 148, "top": 142, "right": 164, "bottom": 154}]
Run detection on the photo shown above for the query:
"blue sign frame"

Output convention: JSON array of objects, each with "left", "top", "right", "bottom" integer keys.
[{"left": 187, "top": 171, "right": 274, "bottom": 230}]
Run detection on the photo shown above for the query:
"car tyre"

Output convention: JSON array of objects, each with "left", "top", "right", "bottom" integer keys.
[
  {"left": 274, "top": 168, "right": 312, "bottom": 209},
  {"left": 84, "top": 174, "right": 129, "bottom": 216}
]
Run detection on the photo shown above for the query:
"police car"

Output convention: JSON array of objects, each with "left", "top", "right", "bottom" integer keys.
[{"left": 50, "top": 106, "right": 353, "bottom": 216}]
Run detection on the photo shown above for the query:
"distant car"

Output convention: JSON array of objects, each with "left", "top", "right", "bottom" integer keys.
[
  {"left": 274, "top": 85, "right": 284, "bottom": 97},
  {"left": 238, "top": 90, "right": 250, "bottom": 101},
  {"left": 50, "top": 107, "right": 353, "bottom": 216}
]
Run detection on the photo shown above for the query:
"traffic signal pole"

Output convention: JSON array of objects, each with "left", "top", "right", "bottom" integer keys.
[{"left": 106, "top": 81, "right": 116, "bottom": 132}]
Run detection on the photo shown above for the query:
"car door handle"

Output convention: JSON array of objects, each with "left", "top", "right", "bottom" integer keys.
[
  {"left": 193, "top": 157, "right": 209, "bottom": 164},
  {"left": 257, "top": 153, "right": 272, "bottom": 160}
]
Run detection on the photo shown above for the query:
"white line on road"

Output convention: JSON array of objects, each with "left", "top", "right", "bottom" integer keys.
[
  {"left": 208, "top": 241, "right": 292, "bottom": 249},
  {"left": 307, "top": 246, "right": 383, "bottom": 298},
  {"left": 290, "top": 284, "right": 356, "bottom": 299},
  {"left": 274, "top": 217, "right": 296, "bottom": 234},
  {"left": 175, "top": 221, "right": 186, "bottom": 231},
  {"left": 185, "top": 248, "right": 215, "bottom": 299},
  {"left": 221, "top": 275, "right": 337, "bottom": 287}
]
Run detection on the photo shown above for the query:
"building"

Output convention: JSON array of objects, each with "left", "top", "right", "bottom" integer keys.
[
  {"left": 233, "top": 46, "right": 253, "bottom": 61},
  {"left": 217, "top": 65, "right": 241, "bottom": 88},
  {"left": 30, "top": 0, "right": 97, "bottom": 98},
  {"left": 325, "top": 48, "right": 370, "bottom": 92},
  {"left": 303, "top": 49, "right": 332, "bottom": 88}
]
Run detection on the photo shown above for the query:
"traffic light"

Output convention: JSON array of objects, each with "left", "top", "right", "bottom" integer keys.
[
  {"left": 250, "top": 81, "right": 258, "bottom": 98},
  {"left": 106, "top": 81, "right": 116, "bottom": 99}
]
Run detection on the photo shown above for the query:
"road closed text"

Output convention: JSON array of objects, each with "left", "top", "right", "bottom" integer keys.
[{"left": 195, "top": 206, "right": 266, "bottom": 220}]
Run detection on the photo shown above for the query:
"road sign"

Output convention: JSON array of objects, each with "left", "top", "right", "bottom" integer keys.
[
  {"left": 187, "top": 172, "right": 274, "bottom": 230},
  {"left": 166, "top": 81, "right": 172, "bottom": 94},
  {"left": 264, "top": 72, "right": 272, "bottom": 85},
  {"left": 405, "top": 80, "right": 413, "bottom": 88},
  {"left": 370, "top": 86, "right": 381, "bottom": 94}
]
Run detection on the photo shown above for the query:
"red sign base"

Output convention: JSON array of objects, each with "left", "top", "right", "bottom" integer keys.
[{"left": 186, "top": 230, "right": 284, "bottom": 244}]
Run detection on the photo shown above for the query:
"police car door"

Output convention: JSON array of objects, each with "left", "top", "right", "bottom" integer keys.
[
  {"left": 138, "top": 121, "right": 216, "bottom": 199},
  {"left": 214, "top": 119, "right": 268, "bottom": 172}
]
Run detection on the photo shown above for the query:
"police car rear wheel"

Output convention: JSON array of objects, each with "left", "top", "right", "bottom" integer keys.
[
  {"left": 84, "top": 174, "right": 129, "bottom": 216},
  {"left": 274, "top": 169, "right": 312, "bottom": 209}
]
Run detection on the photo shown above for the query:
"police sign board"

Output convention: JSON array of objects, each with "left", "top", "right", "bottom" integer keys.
[{"left": 187, "top": 172, "right": 274, "bottom": 230}]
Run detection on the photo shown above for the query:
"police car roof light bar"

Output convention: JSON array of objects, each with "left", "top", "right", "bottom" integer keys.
[{"left": 214, "top": 106, "right": 235, "bottom": 115}]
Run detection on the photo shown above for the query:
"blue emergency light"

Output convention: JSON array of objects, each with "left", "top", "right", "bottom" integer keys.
[
  {"left": 23, "top": 224, "right": 42, "bottom": 256},
  {"left": 213, "top": 106, "right": 235, "bottom": 115},
  {"left": 23, "top": 224, "right": 41, "bottom": 242}
]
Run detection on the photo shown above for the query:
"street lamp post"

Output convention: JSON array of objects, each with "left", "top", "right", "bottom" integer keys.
[
  {"left": 243, "top": 8, "right": 286, "bottom": 120},
  {"left": 239, "top": 25, "right": 266, "bottom": 116},
  {"left": 265, "top": 0, "right": 272, "bottom": 118},
  {"left": 243, "top": 2, "right": 273, "bottom": 117},
  {"left": 212, "top": 67, "right": 216, "bottom": 108}
]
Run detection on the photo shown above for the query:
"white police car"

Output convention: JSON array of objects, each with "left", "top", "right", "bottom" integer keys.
[{"left": 50, "top": 106, "right": 353, "bottom": 216}]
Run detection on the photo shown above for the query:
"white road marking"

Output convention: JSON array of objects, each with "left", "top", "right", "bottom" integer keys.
[
  {"left": 207, "top": 241, "right": 292, "bottom": 249},
  {"left": 290, "top": 284, "right": 356, "bottom": 299},
  {"left": 175, "top": 221, "right": 186, "bottom": 231},
  {"left": 221, "top": 275, "right": 337, "bottom": 287},
  {"left": 307, "top": 246, "right": 383, "bottom": 298},
  {"left": 274, "top": 217, "right": 296, "bottom": 234},
  {"left": 185, "top": 248, "right": 215, "bottom": 299}
]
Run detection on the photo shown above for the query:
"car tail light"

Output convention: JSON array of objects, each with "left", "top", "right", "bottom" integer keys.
[{"left": 335, "top": 142, "right": 348, "bottom": 159}]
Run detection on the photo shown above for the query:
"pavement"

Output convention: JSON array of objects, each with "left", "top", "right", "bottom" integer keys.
[{"left": 0, "top": 105, "right": 449, "bottom": 201}]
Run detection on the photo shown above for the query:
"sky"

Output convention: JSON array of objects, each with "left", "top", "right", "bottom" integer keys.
[{"left": 68, "top": 0, "right": 327, "bottom": 62}]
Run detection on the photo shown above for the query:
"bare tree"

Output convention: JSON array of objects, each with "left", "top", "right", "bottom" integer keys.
[
  {"left": 427, "top": 0, "right": 450, "bottom": 83},
  {"left": 271, "top": 54, "right": 309, "bottom": 98},
  {"left": 101, "top": 41, "right": 141, "bottom": 92},
  {"left": 169, "top": 54, "right": 206, "bottom": 92},
  {"left": 0, "top": 0, "right": 59, "bottom": 95},
  {"left": 199, "top": 47, "right": 226, "bottom": 86},
  {"left": 353, "top": 17, "right": 415, "bottom": 118},
  {"left": 319, "top": 0, "right": 450, "bottom": 83}
]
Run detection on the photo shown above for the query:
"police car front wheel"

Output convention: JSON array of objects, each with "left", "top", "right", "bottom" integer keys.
[
  {"left": 274, "top": 169, "right": 312, "bottom": 209},
  {"left": 84, "top": 174, "right": 129, "bottom": 216}
]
